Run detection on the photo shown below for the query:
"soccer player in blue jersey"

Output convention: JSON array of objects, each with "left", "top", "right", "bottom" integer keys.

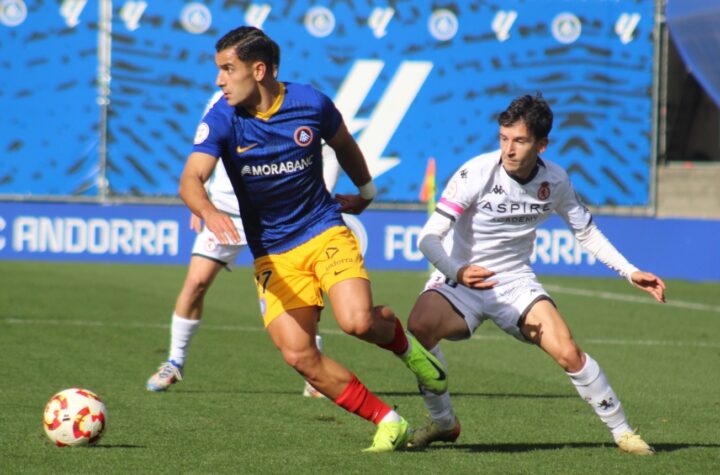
[
  {"left": 146, "top": 41, "right": 330, "bottom": 399},
  {"left": 178, "top": 26, "right": 446, "bottom": 453}
]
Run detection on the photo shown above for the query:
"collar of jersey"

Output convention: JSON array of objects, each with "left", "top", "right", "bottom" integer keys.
[
  {"left": 499, "top": 156, "right": 545, "bottom": 185},
  {"left": 253, "top": 82, "right": 286, "bottom": 121}
]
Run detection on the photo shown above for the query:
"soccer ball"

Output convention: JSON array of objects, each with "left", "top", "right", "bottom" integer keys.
[{"left": 43, "top": 388, "right": 107, "bottom": 447}]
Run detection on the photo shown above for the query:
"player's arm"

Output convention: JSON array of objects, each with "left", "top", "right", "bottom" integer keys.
[
  {"left": 179, "top": 152, "right": 240, "bottom": 244},
  {"left": 189, "top": 169, "right": 215, "bottom": 233},
  {"left": 418, "top": 212, "right": 497, "bottom": 289},
  {"left": 573, "top": 224, "right": 666, "bottom": 303},
  {"left": 556, "top": 174, "right": 666, "bottom": 303},
  {"left": 189, "top": 213, "right": 203, "bottom": 233},
  {"left": 326, "top": 122, "right": 375, "bottom": 214}
]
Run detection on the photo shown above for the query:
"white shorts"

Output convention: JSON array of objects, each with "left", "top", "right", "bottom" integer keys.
[
  {"left": 423, "top": 271, "right": 554, "bottom": 342},
  {"left": 191, "top": 216, "right": 246, "bottom": 268}
]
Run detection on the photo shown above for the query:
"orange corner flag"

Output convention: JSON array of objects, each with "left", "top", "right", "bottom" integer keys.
[
  {"left": 419, "top": 157, "right": 436, "bottom": 213},
  {"left": 419, "top": 157, "right": 437, "bottom": 273}
]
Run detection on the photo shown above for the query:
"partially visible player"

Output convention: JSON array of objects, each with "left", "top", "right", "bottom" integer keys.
[
  {"left": 178, "top": 26, "right": 448, "bottom": 452},
  {"left": 406, "top": 94, "right": 665, "bottom": 455},
  {"left": 145, "top": 156, "right": 246, "bottom": 392}
]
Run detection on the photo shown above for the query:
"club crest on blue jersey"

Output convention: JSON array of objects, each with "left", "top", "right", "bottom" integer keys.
[{"left": 294, "top": 126, "right": 314, "bottom": 147}]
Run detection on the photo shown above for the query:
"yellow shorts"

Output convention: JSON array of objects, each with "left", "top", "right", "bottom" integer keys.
[{"left": 253, "top": 225, "right": 369, "bottom": 327}]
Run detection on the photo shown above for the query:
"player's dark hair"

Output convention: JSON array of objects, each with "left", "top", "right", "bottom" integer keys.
[
  {"left": 270, "top": 39, "right": 280, "bottom": 69},
  {"left": 498, "top": 93, "right": 553, "bottom": 140},
  {"left": 215, "top": 26, "right": 276, "bottom": 70}
]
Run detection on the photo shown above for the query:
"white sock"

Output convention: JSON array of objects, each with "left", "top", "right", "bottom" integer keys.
[
  {"left": 168, "top": 313, "right": 201, "bottom": 367},
  {"left": 421, "top": 345, "right": 456, "bottom": 429},
  {"left": 315, "top": 334, "right": 324, "bottom": 352},
  {"left": 567, "top": 353, "right": 632, "bottom": 440},
  {"left": 380, "top": 409, "right": 401, "bottom": 424}
]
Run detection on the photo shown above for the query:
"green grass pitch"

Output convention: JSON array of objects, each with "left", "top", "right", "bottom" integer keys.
[{"left": 1, "top": 261, "right": 718, "bottom": 473}]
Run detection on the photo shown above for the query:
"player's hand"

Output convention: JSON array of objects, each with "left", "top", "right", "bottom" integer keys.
[
  {"left": 630, "top": 271, "right": 667, "bottom": 303},
  {"left": 200, "top": 207, "right": 240, "bottom": 245},
  {"left": 335, "top": 193, "right": 372, "bottom": 215},
  {"left": 189, "top": 213, "right": 203, "bottom": 233},
  {"left": 457, "top": 265, "right": 498, "bottom": 289}
]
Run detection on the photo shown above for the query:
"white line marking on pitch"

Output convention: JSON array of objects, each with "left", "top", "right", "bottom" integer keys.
[
  {"left": 543, "top": 284, "right": 720, "bottom": 314},
  {"left": 3, "top": 318, "right": 719, "bottom": 349}
]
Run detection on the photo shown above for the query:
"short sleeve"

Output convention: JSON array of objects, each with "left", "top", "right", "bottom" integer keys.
[
  {"left": 318, "top": 91, "right": 342, "bottom": 141},
  {"left": 192, "top": 104, "right": 231, "bottom": 158}
]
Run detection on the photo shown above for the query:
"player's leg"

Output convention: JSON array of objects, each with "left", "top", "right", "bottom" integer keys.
[
  {"left": 405, "top": 290, "right": 469, "bottom": 448},
  {"left": 521, "top": 299, "right": 653, "bottom": 455},
  {"left": 265, "top": 307, "right": 409, "bottom": 452},
  {"left": 169, "top": 255, "right": 227, "bottom": 359},
  {"left": 327, "top": 276, "right": 448, "bottom": 395},
  {"left": 318, "top": 226, "right": 447, "bottom": 394},
  {"left": 302, "top": 333, "right": 327, "bottom": 398},
  {"left": 254, "top": 241, "right": 409, "bottom": 452},
  {"left": 146, "top": 255, "right": 226, "bottom": 391}
]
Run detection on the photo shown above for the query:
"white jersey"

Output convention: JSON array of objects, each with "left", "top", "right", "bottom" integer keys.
[
  {"left": 207, "top": 160, "right": 241, "bottom": 216},
  {"left": 199, "top": 91, "right": 243, "bottom": 218},
  {"left": 434, "top": 149, "right": 592, "bottom": 284}
]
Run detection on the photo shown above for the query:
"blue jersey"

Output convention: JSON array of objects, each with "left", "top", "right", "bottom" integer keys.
[{"left": 192, "top": 82, "right": 344, "bottom": 257}]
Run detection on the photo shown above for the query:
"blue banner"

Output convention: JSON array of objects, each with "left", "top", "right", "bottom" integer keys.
[
  {"left": 1, "top": 0, "right": 656, "bottom": 206},
  {"left": 0, "top": 0, "right": 99, "bottom": 196},
  {"left": 1, "top": 201, "right": 717, "bottom": 282}
]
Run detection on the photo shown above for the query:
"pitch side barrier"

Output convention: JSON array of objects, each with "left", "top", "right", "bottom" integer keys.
[{"left": 0, "top": 202, "right": 717, "bottom": 282}]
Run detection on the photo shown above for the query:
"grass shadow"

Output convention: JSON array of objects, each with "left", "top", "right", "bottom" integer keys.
[
  {"left": 378, "top": 391, "right": 575, "bottom": 399},
  {"left": 414, "top": 441, "right": 720, "bottom": 453},
  {"left": 92, "top": 444, "right": 146, "bottom": 449}
]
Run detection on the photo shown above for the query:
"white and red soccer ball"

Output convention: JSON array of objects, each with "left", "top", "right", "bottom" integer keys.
[{"left": 43, "top": 388, "right": 107, "bottom": 447}]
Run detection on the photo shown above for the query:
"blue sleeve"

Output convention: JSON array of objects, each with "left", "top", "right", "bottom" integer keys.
[
  {"left": 318, "top": 91, "right": 342, "bottom": 141},
  {"left": 191, "top": 104, "right": 231, "bottom": 158}
]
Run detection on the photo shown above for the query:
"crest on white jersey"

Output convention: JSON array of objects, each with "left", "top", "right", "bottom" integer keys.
[
  {"left": 444, "top": 180, "right": 458, "bottom": 199},
  {"left": 537, "top": 181, "right": 551, "bottom": 200}
]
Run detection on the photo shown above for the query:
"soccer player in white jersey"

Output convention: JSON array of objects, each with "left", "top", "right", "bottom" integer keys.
[{"left": 406, "top": 94, "right": 666, "bottom": 455}]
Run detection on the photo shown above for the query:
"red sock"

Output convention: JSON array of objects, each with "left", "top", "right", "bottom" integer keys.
[
  {"left": 377, "top": 318, "right": 409, "bottom": 355},
  {"left": 334, "top": 374, "right": 391, "bottom": 425}
]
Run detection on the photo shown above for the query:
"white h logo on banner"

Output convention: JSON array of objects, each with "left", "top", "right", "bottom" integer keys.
[
  {"left": 492, "top": 10, "right": 517, "bottom": 42},
  {"left": 59, "top": 0, "right": 87, "bottom": 27},
  {"left": 332, "top": 60, "right": 433, "bottom": 178},
  {"left": 368, "top": 7, "right": 394, "bottom": 38},
  {"left": 615, "top": 13, "right": 641, "bottom": 44},
  {"left": 120, "top": 1, "right": 147, "bottom": 31},
  {"left": 246, "top": 3, "right": 271, "bottom": 29}
]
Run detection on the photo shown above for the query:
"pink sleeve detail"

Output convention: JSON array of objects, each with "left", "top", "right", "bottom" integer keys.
[{"left": 438, "top": 197, "right": 464, "bottom": 215}]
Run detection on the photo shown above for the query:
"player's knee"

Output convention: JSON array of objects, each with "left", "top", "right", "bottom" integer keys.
[
  {"left": 407, "top": 313, "right": 431, "bottom": 341},
  {"left": 281, "top": 347, "right": 320, "bottom": 376},
  {"left": 555, "top": 344, "right": 584, "bottom": 372},
  {"left": 338, "top": 309, "right": 374, "bottom": 338},
  {"left": 184, "top": 275, "right": 212, "bottom": 298},
  {"left": 344, "top": 320, "right": 374, "bottom": 339},
  {"left": 373, "top": 305, "right": 395, "bottom": 321}
]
